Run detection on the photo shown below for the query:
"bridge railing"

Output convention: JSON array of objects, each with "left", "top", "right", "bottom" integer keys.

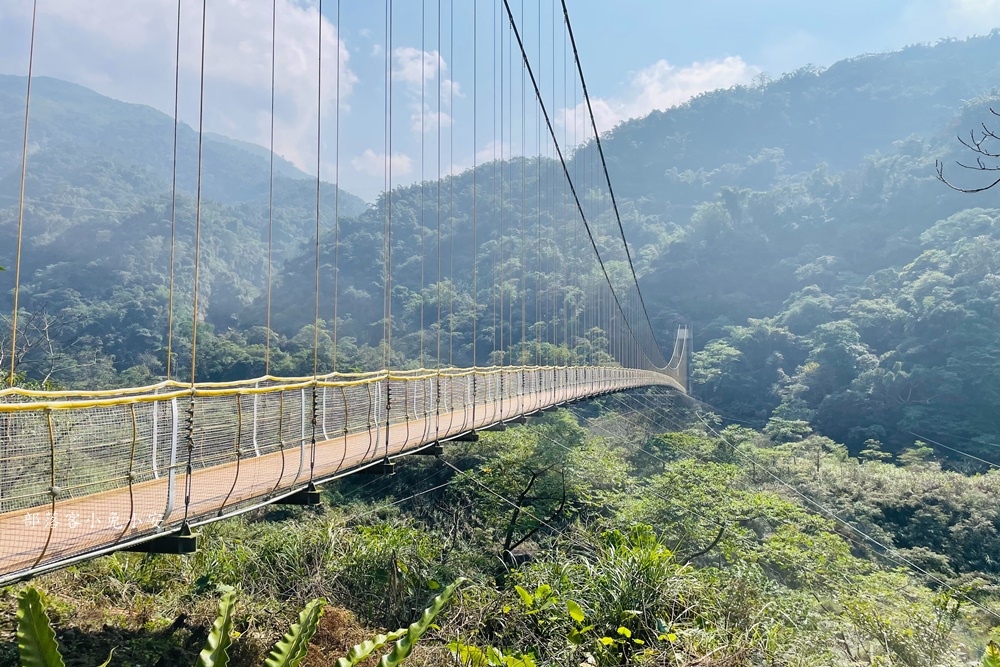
[{"left": 0, "top": 365, "right": 679, "bottom": 583}]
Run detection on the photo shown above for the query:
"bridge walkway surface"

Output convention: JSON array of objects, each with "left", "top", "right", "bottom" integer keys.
[{"left": 0, "top": 366, "right": 678, "bottom": 583}]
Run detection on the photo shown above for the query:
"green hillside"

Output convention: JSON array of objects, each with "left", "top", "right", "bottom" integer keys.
[
  {"left": 5, "top": 32, "right": 1000, "bottom": 667},
  {"left": 4, "top": 35, "right": 1000, "bottom": 460},
  {"left": 0, "top": 75, "right": 367, "bottom": 385}
]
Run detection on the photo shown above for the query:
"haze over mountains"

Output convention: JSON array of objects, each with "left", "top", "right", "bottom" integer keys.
[{"left": 2, "top": 34, "right": 1000, "bottom": 457}]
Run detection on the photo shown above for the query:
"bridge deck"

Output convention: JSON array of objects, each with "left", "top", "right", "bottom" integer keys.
[{"left": 0, "top": 366, "right": 678, "bottom": 583}]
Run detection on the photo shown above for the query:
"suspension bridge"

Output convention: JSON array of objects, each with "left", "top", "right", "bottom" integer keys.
[{"left": 0, "top": 0, "right": 688, "bottom": 584}]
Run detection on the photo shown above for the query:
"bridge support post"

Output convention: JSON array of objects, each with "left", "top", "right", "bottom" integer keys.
[
  {"left": 357, "top": 460, "right": 396, "bottom": 475},
  {"left": 668, "top": 324, "right": 693, "bottom": 394},
  {"left": 412, "top": 442, "right": 444, "bottom": 456},
  {"left": 481, "top": 422, "right": 507, "bottom": 432},
  {"left": 276, "top": 482, "right": 322, "bottom": 506},
  {"left": 125, "top": 522, "right": 199, "bottom": 555}
]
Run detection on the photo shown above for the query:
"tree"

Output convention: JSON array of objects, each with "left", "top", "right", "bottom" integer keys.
[{"left": 936, "top": 107, "right": 1000, "bottom": 192}]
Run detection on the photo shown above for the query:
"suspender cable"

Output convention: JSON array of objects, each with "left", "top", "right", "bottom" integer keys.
[
  {"left": 189, "top": 0, "right": 208, "bottom": 387},
  {"left": 184, "top": 0, "right": 209, "bottom": 525},
  {"left": 550, "top": 0, "right": 558, "bottom": 362},
  {"left": 561, "top": 0, "right": 667, "bottom": 369},
  {"left": 310, "top": 0, "right": 325, "bottom": 482},
  {"left": 507, "top": 16, "right": 514, "bottom": 367},
  {"left": 384, "top": 0, "right": 394, "bottom": 460},
  {"left": 165, "top": 0, "right": 182, "bottom": 381},
  {"left": 561, "top": 18, "right": 569, "bottom": 356},
  {"left": 265, "top": 0, "right": 277, "bottom": 376},
  {"left": 8, "top": 0, "right": 38, "bottom": 385},
  {"left": 534, "top": 0, "right": 542, "bottom": 366},
  {"left": 333, "top": 0, "right": 342, "bottom": 371},
  {"left": 419, "top": 0, "right": 426, "bottom": 369},
  {"left": 448, "top": 0, "right": 455, "bottom": 367},
  {"left": 519, "top": 0, "right": 526, "bottom": 369},
  {"left": 499, "top": 5, "right": 505, "bottom": 369},
  {"left": 436, "top": 0, "right": 442, "bottom": 372},
  {"left": 472, "top": 0, "right": 478, "bottom": 369},
  {"left": 471, "top": 0, "right": 478, "bottom": 426},
  {"left": 492, "top": 3, "right": 498, "bottom": 364},
  {"left": 312, "top": 0, "right": 324, "bottom": 381},
  {"left": 502, "top": 0, "right": 649, "bottom": 374}
]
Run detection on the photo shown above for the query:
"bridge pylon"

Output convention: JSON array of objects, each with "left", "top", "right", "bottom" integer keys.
[{"left": 667, "top": 324, "right": 693, "bottom": 394}]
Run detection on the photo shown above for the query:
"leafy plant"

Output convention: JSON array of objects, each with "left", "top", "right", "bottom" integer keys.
[
  {"left": 16, "top": 588, "right": 112, "bottom": 667},
  {"left": 265, "top": 598, "right": 327, "bottom": 667},
  {"left": 376, "top": 577, "right": 466, "bottom": 667},
  {"left": 196, "top": 591, "right": 236, "bottom": 667},
  {"left": 334, "top": 629, "right": 408, "bottom": 667},
  {"left": 333, "top": 577, "right": 465, "bottom": 667},
  {"left": 984, "top": 641, "right": 1000, "bottom": 667},
  {"left": 448, "top": 641, "right": 537, "bottom": 667},
  {"left": 14, "top": 587, "right": 326, "bottom": 667}
]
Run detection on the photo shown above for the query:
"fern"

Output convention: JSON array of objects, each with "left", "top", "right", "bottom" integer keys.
[
  {"left": 16, "top": 589, "right": 64, "bottom": 667},
  {"left": 264, "top": 598, "right": 327, "bottom": 667},
  {"left": 377, "top": 578, "right": 467, "bottom": 667},
  {"left": 984, "top": 641, "right": 1000, "bottom": 667},
  {"left": 196, "top": 591, "right": 236, "bottom": 667},
  {"left": 334, "top": 629, "right": 407, "bottom": 667}
]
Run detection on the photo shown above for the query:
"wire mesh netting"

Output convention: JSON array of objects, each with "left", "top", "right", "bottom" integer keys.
[{"left": 0, "top": 366, "right": 678, "bottom": 583}]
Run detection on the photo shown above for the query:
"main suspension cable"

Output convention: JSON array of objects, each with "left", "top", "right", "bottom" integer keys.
[
  {"left": 501, "top": 0, "right": 647, "bottom": 371},
  {"left": 560, "top": 0, "right": 667, "bottom": 368}
]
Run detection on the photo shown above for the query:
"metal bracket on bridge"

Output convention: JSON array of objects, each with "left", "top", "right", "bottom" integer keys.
[
  {"left": 481, "top": 422, "right": 507, "bottom": 432},
  {"left": 412, "top": 442, "right": 444, "bottom": 456},
  {"left": 124, "top": 522, "right": 199, "bottom": 555},
  {"left": 504, "top": 415, "right": 527, "bottom": 425},
  {"left": 447, "top": 431, "right": 479, "bottom": 442},
  {"left": 541, "top": 405, "right": 560, "bottom": 412},
  {"left": 357, "top": 459, "right": 397, "bottom": 475},
  {"left": 276, "top": 482, "right": 322, "bottom": 506}
]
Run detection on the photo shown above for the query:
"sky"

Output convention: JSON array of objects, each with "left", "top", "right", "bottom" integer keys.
[{"left": 1, "top": 0, "right": 999, "bottom": 201}]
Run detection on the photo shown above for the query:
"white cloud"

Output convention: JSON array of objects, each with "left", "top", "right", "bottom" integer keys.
[
  {"left": 949, "top": 0, "right": 1000, "bottom": 20},
  {"left": 393, "top": 47, "right": 444, "bottom": 85},
  {"left": 475, "top": 139, "right": 510, "bottom": 165},
  {"left": 441, "top": 78, "right": 463, "bottom": 101},
  {"left": 391, "top": 48, "right": 462, "bottom": 135},
  {"left": 558, "top": 56, "right": 760, "bottom": 135},
  {"left": 351, "top": 148, "right": 413, "bottom": 179},
  {"left": 0, "top": 0, "right": 357, "bottom": 173},
  {"left": 411, "top": 106, "right": 452, "bottom": 133}
]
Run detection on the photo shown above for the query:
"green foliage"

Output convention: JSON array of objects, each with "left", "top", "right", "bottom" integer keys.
[
  {"left": 15, "top": 588, "right": 113, "bottom": 667},
  {"left": 447, "top": 642, "right": 537, "bottom": 667},
  {"left": 376, "top": 577, "right": 466, "bottom": 667},
  {"left": 16, "top": 589, "right": 64, "bottom": 667},
  {"left": 333, "top": 629, "right": 407, "bottom": 667},
  {"left": 984, "top": 641, "right": 1000, "bottom": 667},
  {"left": 196, "top": 591, "right": 236, "bottom": 667},
  {"left": 264, "top": 598, "right": 327, "bottom": 667}
]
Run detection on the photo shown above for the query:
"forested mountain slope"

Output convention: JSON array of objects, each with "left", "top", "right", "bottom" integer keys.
[
  {"left": 0, "top": 75, "right": 366, "bottom": 385},
  {"left": 3, "top": 35, "right": 1000, "bottom": 462}
]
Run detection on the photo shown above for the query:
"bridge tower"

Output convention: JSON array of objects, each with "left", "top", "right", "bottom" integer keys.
[{"left": 668, "top": 324, "right": 693, "bottom": 394}]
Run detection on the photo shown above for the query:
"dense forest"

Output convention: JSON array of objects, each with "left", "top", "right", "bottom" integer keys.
[
  {"left": 3, "top": 26, "right": 1000, "bottom": 667},
  {"left": 3, "top": 392, "right": 999, "bottom": 666},
  {"left": 5, "top": 37, "right": 1000, "bottom": 462}
]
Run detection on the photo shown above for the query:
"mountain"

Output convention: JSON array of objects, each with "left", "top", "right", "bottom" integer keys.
[
  {"left": 4, "top": 34, "right": 1000, "bottom": 462},
  {"left": 0, "top": 75, "right": 367, "bottom": 385},
  {"left": 0, "top": 75, "right": 364, "bottom": 209}
]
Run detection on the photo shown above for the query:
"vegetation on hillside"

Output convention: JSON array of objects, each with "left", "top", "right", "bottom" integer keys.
[{"left": 1, "top": 395, "right": 998, "bottom": 666}]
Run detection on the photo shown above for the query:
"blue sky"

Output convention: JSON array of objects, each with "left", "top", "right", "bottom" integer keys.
[{"left": 1, "top": 0, "right": 998, "bottom": 200}]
